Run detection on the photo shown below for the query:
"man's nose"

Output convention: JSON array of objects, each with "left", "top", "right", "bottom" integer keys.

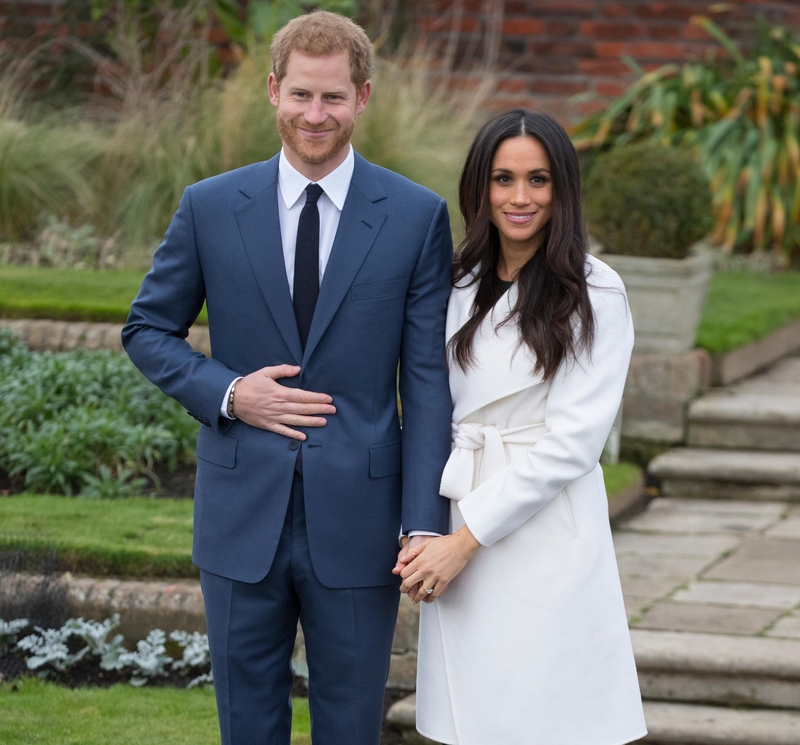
[{"left": 304, "top": 97, "right": 327, "bottom": 125}]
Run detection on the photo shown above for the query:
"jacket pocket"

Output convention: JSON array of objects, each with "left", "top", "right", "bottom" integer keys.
[
  {"left": 369, "top": 440, "right": 402, "bottom": 478},
  {"left": 559, "top": 488, "right": 579, "bottom": 539},
  {"left": 196, "top": 428, "right": 238, "bottom": 469},
  {"left": 351, "top": 278, "right": 406, "bottom": 302}
]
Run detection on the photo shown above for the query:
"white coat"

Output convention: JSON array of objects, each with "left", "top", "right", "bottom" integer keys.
[{"left": 416, "top": 255, "right": 647, "bottom": 745}]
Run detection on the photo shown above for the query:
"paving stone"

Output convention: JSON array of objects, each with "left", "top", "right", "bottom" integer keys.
[
  {"left": 649, "top": 449, "right": 800, "bottom": 486},
  {"left": 632, "top": 601, "right": 781, "bottom": 635},
  {"left": 620, "top": 577, "right": 685, "bottom": 599},
  {"left": 766, "top": 612, "right": 800, "bottom": 640},
  {"left": 673, "top": 580, "right": 800, "bottom": 609},
  {"left": 736, "top": 538, "right": 800, "bottom": 561},
  {"left": 623, "top": 596, "right": 654, "bottom": 619},
  {"left": 613, "top": 532, "right": 740, "bottom": 557},
  {"left": 643, "top": 498, "right": 787, "bottom": 516},
  {"left": 766, "top": 517, "right": 800, "bottom": 539},
  {"left": 623, "top": 509, "right": 780, "bottom": 535},
  {"left": 641, "top": 701, "right": 800, "bottom": 745},
  {"left": 704, "top": 556, "right": 800, "bottom": 585},
  {"left": 616, "top": 554, "right": 715, "bottom": 579}
]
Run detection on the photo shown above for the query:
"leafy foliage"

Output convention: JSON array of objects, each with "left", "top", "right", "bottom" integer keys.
[
  {"left": 572, "top": 17, "right": 800, "bottom": 261},
  {"left": 12, "top": 614, "right": 213, "bottom": 688},
  {"left": 0, "top": 328, "right": 197, "bottom": 496},
  {"left": 584, "top": 142, "right": 713, "bottom": 259}
]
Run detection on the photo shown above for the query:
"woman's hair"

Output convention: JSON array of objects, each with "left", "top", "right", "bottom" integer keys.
[
  {"left": 450, "top": 108, "right": 595, "bottom": 381},
  {"left": 270, "top": 11, "right": 374, "bottom": 89}
]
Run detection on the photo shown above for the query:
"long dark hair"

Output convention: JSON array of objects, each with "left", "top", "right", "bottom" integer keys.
[{"left": 450, "top": 108, "right": 595, "bottom": 380}]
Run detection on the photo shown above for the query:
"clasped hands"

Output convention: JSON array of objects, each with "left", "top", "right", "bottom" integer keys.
[{"left": 393, "top": 527, "right": 481, "bottom": 605}]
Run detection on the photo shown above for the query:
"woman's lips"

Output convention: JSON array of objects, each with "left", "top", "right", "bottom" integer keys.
[{"left": 504, "top": 212, "right": 535, "bottom": 224}]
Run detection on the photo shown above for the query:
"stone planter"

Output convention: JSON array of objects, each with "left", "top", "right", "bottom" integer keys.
[{"left": 602, "top": 249, "right": 714, "bottom": 354}]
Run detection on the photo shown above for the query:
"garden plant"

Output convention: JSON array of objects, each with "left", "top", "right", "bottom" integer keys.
[
  {"left": 573, "top": 16, "right": 800, "bottom": 263},
  {"left": 0, "top": 328, "right": 197, "bottom": 497}
]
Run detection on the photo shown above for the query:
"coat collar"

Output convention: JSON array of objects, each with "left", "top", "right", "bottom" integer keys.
[
  {"left": 447, "top": 280, "right": 544, "bottom": 423},
  {"left": 234, "top": 152, "right": 387, "bottom": 366}
]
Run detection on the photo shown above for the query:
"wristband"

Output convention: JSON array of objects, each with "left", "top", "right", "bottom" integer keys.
[{"left": 227, "top": 379, "right": 238, "bottom": 419}]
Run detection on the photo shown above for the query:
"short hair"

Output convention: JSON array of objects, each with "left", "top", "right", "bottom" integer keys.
[{"left": 270, "top": 11, "right": 374, "bottom": 88}]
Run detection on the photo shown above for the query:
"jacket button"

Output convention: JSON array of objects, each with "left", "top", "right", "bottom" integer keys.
[{"left": 288, "top": 440, "right": 300, "bottom": 451}]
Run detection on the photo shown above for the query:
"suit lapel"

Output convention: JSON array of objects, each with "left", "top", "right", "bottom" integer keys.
[
  {"left": 302, "top": 154, "right": 387, "bottom": 364},
  {"left": 234, "top": 156, "right": 304, "bottom": 365}
]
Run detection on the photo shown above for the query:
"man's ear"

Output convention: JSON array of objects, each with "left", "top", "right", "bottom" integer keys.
[
  {"left": 268, "top": 72, "right": 281, "bottom": 107},
  {"left": 355, "top": 80, "right": 372, "bottom": 115}
]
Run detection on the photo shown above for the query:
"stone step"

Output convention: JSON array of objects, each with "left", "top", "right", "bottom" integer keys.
[
  {"left": 386, "top": 696, "right": 800, "bottom": 745},
  {"left": 631, "top": 630, "right": 800, "bottom": 709},
  {"left": 648, "top": 449, "right": 800, "bottom": 501},
  {"left": 687, "top": 394, "right": 800, "bottom": 452},
  {"left": 639, "top": 701, "right": 800, "bottom": 744}
]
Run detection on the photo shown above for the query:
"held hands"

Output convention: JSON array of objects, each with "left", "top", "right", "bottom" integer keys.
[
  {"left": 393, "top": 527, "right": 481, "bottom": 604},
  {"left": 232, "top": 365, "right": 336, "bottom": 439}
]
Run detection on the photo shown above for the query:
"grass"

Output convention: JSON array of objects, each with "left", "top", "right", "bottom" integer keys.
[
  {"left": 1, "top": 464, "right": 641, "bottom": 578},
  {"left": 0, "top": 495, "right": 196, "bottom": 578},
  {"left": 0, "top": 265, "right": 207, "bottom": 325},
  {"left": 602, "top": 463, "right": 641, "bottom": 501},
  {"left": 0, "top": 678, "right": 311, "bottom": 745},
  {"left": 695, "top": 270, "right": 800, "bottom": 354},
  {"left": 3, "top": 267, "right": 800, "bottom": 352}
]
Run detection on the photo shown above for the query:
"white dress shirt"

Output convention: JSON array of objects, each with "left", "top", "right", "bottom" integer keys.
[{"left": 218, "top": 147, "right": 437, "bottom": 540}]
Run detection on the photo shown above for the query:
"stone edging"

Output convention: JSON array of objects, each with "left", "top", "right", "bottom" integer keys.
[
  {"left": 0, "top": 318, "right": 211, "bottom": 357},
  {"left": 711, "top": 317, "right": 800, "bottom": 387}
]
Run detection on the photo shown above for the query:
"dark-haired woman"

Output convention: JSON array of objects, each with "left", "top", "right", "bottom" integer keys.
[{"left": 395, "top": 110, "right": 646, "bottom": 745}]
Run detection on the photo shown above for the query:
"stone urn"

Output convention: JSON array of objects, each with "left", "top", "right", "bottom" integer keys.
[{"left": 601, "top": 244, "right": 714, "bottom": 354}]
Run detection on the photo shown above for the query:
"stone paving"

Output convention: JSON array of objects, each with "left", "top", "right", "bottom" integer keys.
[{"left": 615, "top": 497, "right": 800, "bottom": 639}]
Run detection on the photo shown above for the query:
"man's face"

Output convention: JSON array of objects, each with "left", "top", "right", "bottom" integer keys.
[{"left": 268, "top": 50, "right": 371, "bottom": 167}]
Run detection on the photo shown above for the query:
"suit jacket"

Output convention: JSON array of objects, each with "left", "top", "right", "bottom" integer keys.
[{"left": 122, "top": 152, "right": 453, "bottom": 587}]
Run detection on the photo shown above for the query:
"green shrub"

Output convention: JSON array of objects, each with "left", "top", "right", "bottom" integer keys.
[
  {"left": 585, "top": 142, "right": 713, "bottom": 259},
  {"left": 572, "top": 17, "right": 800, "bottom": 260},
  {"left": 0, "top": 328, "right": 197, "bottom": 496}
]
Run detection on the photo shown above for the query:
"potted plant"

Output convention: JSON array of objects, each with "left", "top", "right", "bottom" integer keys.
[{"left": 585, "top": 142, "right": 715, "bottom": 354}]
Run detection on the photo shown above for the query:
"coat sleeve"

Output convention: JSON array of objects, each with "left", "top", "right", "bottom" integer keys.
[
  {"left": 121, "top": 186, "right": 239, "bottom": 432},
  {"left": 457, "top": 269, "right": 634, "bottom": 547},
  {"left": 398, "top": 197, "right": 454, "bottom": 536}
]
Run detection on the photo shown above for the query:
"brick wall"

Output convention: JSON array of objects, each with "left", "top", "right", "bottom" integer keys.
[
  {"left": 418, "top": 0, "right": 800, "bottom": 121},
  {"left": 4, "top": 0, "right": 800, "bottom": 120}
]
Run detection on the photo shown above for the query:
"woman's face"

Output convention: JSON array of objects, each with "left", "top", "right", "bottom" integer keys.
[{"left": 489, "top": 136, "right": 553, "bottom": 255}]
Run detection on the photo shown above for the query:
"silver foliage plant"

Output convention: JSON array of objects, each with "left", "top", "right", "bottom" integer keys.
[{"left": 6, "top": 615, "right": 213, "bottom": 688}]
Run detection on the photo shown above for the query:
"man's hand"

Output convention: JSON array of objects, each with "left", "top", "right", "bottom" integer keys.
[
  {"left": 394, "top": 535, "right": 431, "bottom": 601},
  {"left": 233, "top": 365, "right": 336, "bottom": 439}
]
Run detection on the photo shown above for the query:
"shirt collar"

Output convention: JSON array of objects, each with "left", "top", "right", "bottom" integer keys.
[{"left": 278, "top": 145, "right": 354, "bottom": 212}]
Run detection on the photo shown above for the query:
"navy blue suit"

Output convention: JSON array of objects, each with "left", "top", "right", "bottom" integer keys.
[{"left": 122, "top": 152, "right": 452, "bottom": 744}]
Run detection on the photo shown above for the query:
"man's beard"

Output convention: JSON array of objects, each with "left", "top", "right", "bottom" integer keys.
[{"left": 276, "top": 112, "right": 354, "bottom": 166}]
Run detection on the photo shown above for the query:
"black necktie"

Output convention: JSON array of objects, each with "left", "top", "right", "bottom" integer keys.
[{"left": 293, "top": 183, "right": 324, "bottom": 349}]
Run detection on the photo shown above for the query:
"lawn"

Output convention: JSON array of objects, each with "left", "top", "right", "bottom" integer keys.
[
  {"left": 1, "top": 266, "right": 799, "bottom": 353},
  {"left": 0, "top": 496, "right": 196, "bottom": 578},
  {"left": 602, "top": 462, "right": 641, "bottom": 498},
  {"left": 0, "top": 266, "right": 207, "bottom": 325},
  {"left": 695, "top": 270, "right": 800, "bottom": 354},
  {"left": 0, "top": 465, "right": 640, "bottom": 578},
  {"left": 0, "top": 678, "right": 311, "bottom": 745}
]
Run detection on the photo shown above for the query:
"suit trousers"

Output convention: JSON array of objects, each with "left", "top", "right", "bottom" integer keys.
[{"left": 200, "top": 474, "right": 400, "bottom": 745}]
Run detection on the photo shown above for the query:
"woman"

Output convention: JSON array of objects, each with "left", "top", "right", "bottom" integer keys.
[{"left": 395, "top": 109, "right": 647, "bottom": 745}]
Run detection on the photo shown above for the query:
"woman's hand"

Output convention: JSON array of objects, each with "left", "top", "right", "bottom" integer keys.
[{"left": 395, "top": 526, "right": 481, "bottom": 604}]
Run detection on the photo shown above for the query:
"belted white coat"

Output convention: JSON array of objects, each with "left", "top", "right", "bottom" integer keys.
[{"left": 416, "top": 255, "right": 647, "bottom": 745}]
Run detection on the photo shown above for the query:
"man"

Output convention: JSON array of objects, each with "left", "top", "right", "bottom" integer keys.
[{"left": 122, "top": 11, "right": 452, "bottom": 745}]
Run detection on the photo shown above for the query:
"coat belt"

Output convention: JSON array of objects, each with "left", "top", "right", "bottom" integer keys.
[{"left": 439, "top": 421, "right": 548, "bottom": 501}]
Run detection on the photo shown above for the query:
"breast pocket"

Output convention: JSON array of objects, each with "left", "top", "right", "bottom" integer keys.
[{"left": 350, "top": 278, "right": 407, "bottom": 302}]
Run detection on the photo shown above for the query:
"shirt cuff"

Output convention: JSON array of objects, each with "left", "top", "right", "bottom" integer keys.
[
  {"left": 220, "top": 377, "right": 243, "bottom": 419},
  {"left": 408, "top": 531, "right": 442, "bottom": 538}
]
